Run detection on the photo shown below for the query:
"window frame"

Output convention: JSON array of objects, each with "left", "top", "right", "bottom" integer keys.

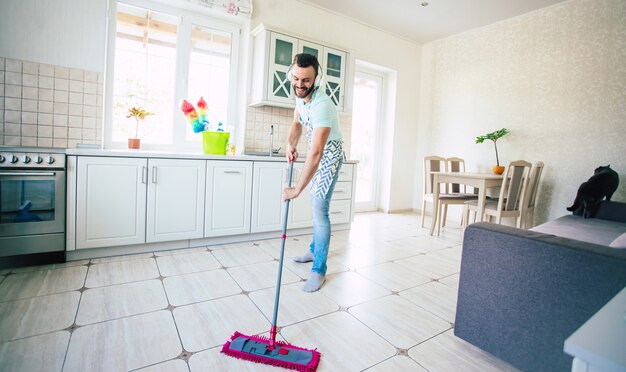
[{"left": 103, "top": 0, "right": 241, "bottom": 152}]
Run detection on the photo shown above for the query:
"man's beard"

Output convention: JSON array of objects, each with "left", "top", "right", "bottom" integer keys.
[{"left": 294, "top": 84, "right": 315, "bottom": 98}]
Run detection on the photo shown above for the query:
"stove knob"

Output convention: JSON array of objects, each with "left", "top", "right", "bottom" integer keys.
[
  {"left": 10, "top": 155, "right": 19, "bottom": 164},
  {"left": 46, "top": 156, "right": 55, "bottom": 165},
  {"left": 23, "top": 155, "right": 31, "bottom": 164},
  {"left": 0, "top": 155, "right": 5, "bottom": 163},
  {"left": 34, "top": 156, "right": 43, "bottom": 164}
]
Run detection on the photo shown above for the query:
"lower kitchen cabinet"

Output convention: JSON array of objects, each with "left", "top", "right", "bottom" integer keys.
[
  {"left": 75, "top": 156, "right": 206, "bottom": 249},
  {"left": 205, "top": 160, "right": 253, "bottom": 237},
  {"left": 68, "top": 151, "right": 356, "bottom": 255},
  {"left": 289, "top": 163, "right": 313, "bottom": 228},
  {"left": 251, "top": 162, "right": 288, "bottom": 233},
  {"left": 76, "top": 156, "right": 147, "bottom": 249},
  {"left": 146, "top": 158, "right": 206, "bottom": 243}
]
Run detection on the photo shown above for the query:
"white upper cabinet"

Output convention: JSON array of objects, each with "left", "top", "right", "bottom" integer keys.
[{"left": 249, "top": 25, "right": 348, "bottom": 112}]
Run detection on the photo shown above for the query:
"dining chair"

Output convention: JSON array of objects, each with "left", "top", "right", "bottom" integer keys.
[
  {"left": 463, "top": 160, "right": 532, "bottom": 228},
  {"left": 440, "top": 157, "right": 478, "bottom": 230},
  {"left": 421, "top": 156, "right": 447, "bottom": 229},
  {"left": 521, "top": 161, "right": 544, "bottom": 229}
]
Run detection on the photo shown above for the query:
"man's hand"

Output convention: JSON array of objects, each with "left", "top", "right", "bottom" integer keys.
[
  {"left": 287, "top": 146, "right": 298, "bottom": 162},
  {"left": 283, "top": 187, "right": 300, "bottom": 201}
]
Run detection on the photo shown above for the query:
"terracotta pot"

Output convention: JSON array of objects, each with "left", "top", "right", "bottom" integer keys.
[
  {"left": 128, "top": 138, "right": 141, "bottom": 149},
  {"left": 492, "top": 165, "right": 505, "bottom": 175}
]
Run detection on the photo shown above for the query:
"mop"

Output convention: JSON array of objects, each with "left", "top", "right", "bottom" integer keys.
[{"left": 222, "top": 161, "right": 321, "bottom": 371}]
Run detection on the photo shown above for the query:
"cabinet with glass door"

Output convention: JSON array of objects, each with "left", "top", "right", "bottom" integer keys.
[{"left": 250, "top": 25, "right": 348, "bottom": 111}]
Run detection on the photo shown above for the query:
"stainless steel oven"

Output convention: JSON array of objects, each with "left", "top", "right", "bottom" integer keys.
[{"left": 0, "top": 147, "right": 66, "bottom": 262}]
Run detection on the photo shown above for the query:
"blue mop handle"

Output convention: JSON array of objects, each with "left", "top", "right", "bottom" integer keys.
[{"left": 270, "top": 161, "right": 294, "bottom": 346}]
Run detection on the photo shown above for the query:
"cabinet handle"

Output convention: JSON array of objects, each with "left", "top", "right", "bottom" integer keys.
[
  {"left": 223, "top": 171, "right": 242, "bottom": 174},
  {"left": 335, "top": 190, "right": 345, "bottom": 193},
  {"left": 330, "top": 211, "right": 343, "bottom": 215},
  {"left": 152, "top": 166, "right": 157, "bottom": 183}
]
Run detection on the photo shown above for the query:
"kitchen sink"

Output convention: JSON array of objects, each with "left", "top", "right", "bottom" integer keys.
[{"left": 243, "top": 151, "right": 286, "bottom": 157}]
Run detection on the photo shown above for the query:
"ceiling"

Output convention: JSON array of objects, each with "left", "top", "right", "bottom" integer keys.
[{"left": 300, "top": 0, "right": 568, "bottom": 44}]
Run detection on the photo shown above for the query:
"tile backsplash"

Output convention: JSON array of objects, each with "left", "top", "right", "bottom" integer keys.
[
  {"left": 244, "top": 106, "right": 352, "bottom": 158},
  {"left": 0, "top": 57, "right": 103, "bottom": 148}
]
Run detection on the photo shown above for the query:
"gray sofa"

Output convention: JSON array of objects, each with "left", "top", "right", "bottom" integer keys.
[{"left": 454, "top": 201, "right": 626, "bottom": 372}]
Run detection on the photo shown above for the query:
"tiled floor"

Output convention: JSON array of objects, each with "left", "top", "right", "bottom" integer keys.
[{"left": 0, "top": 212, "right": 518, "bottom": 372}]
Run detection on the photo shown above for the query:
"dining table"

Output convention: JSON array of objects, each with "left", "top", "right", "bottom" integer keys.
[{"left": 429, "top": 171, "right": 504, "bottom": 236}]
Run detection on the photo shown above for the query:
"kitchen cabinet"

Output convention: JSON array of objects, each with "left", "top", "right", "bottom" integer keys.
[
  {"left": 205, "top": 160, "right": 253, "bottom": 237},
  {"left": 251, "top": 161, "right": 288, "bottom": 233},
  {"left": 250, "top": 25, "right": 348, "bottom": 111},
  {"left": 75, "top": 156, "right": 206, "bottom": 249},
  {"left": 289, "top": 163, "right": 313, "bottom": 229},
  {"left": 76, "top": 156, "right": 147, "bottom": 249},
  {"left": 146, "top": 159, "right": 206, "bottom": 243}
]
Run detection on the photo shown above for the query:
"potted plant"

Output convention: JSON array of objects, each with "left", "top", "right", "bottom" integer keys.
[
  {"left": 126, "top": 106, "right": 153, "bottom": 149},
  {"left": 475, "top": 128, "right": 510, "bottom": 174}
]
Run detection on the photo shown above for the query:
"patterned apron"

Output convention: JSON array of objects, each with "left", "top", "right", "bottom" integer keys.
[{"left": 301, "top": 119, "right": 344, "bottom": 199}]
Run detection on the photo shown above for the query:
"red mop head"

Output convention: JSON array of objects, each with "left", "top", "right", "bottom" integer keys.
[{"left": 222, "top": 331, "right": 321, "bottom": 372}]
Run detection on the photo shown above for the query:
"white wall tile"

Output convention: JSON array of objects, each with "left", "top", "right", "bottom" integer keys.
[
  {"left": 38, "top": 137, "right": 53, "bottom": 147},
  {"left": 68, "top": 115, "right": 82, "bottom": 127},
  {"left": 69, "top": 80, "right": 83, "bottom": 93},
  {"left": 5, "top": 98, "right": 21, "bottom": 111},
  {"left": 22, "top": 61, "right": 38, "bottom": 75},
  {"left": 38, "top": 101, "right": 54, "bottom": 114},
  {"left": 22, "top": 99, "right": 37, "bottom": 112},
  {"left": 38, "top": 113, "right": 53, "bottom": 125},
  {"left": 22, "top": 86, "right": 38, "bottom": 100},
  {"left": 5, "top": 72, "right": 21, "bottom": 85},
  {"left": 53, "top": 102, "right": 68, "bottom": 115},
  {"left": 5, "top": 123, "right": 20, "bottom": 135},
  {"left": 22, "top": 124, "right": 37, "bottom": 136},
  {"left": 21, "top": 112, "right": 37, "bottom": 125},
  {"left": 54, "top": 67, "right": 69, "bottom": 79},
  {"left": 22, "top": 74, "right": 38, "bottom": 87},
  {"left": 5, "top": 85, "right": 21, "bottom": 98},
  {"left": 38, "top": 76, "right": 54, "bottom": 89},
  {"left": 54, "top": 78, "right": 69, "bottom": 91},
  {"left": 69, "top": 68, "right": 84, "bottom": 81},
  {"left": 39, "top": 88, "right": 54, "bottom": 101},
  {"left": 38, "top": 125, "right": 53, "bottom": 137},
  {"left": 5, "top": 59, "right": 22, "bottom": 73},
  {"left": 39, "top": 64, "right": 55, "bottom": 77},
  {"left": 21, "top": 136, "right": 37, "bottom": 147},
  {"left": 53, "top": 126, "right": 67, "bottom": 139},
  {"left": 69, "top": 92, "right": 83, "bottom": 104}
]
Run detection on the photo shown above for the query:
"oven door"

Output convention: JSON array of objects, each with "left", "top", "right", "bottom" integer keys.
[{"left": 0, "top": 170, "right": 66, "bottom": 237}]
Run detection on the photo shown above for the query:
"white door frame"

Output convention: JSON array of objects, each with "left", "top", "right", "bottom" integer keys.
[{"left": 352, "top": 66, "right": 385, "bottom": 212}]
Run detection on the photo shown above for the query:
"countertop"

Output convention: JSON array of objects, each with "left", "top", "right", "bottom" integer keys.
[{"left": 65, "top": 148, "right": 358, "bottom": 163}]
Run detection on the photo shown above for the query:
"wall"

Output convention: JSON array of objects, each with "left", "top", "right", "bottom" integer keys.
[
  {"left": 417, "top": 0, "right": 626, "bottom": 224},
  {"left": 0, "top": 0, "right": 107, "bottom": 72},
  {"left": 249, "top": 0, "right": 422, "bottom": 212},
  {"left": 0, "top": 58, "right": 103, "bottom": 147},
  {"left": 0, "top": 0, "right": 107, "bottom": 147}
]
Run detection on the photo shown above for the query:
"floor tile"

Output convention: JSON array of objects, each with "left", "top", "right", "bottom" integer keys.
[
  {"left": 135, "top": 358, "right": 189, "bottom": 372},
  {"left": 226, "top": 261, "right": 301, "bottom": 292},
  {"left": 440, "top": 273, "right": 460, "bottom": 291},
  {"left": 0, "top": 269, "right": 11, "bottom": 276},
  {"left": 189, "top": 346, "right": 277, "bottom": 371},
  {"left": 280, "top": 311, "right": 397, "bottom": 371},
  {"left": 173, "top": 294, "right": 269, "bottom": 352},
  {"left": 356, "top": 262, "right": 431, "bottom": 292},
  {"left": 408, "top": 329, "right": 518, "bottom": 372},
  {"left": 0, "top": 331, "right": 69, "bottom": 372},
  {"left": 0, "top": 291, "right": 79, "bottom": 343},
  {"left": 320, "top": 271, "right": 391, "bottom": 308},
  {"left": 330, "top": 249, "right": 388, "bottom": 270},
  {"left": 76, "top": 279, "right": 168, "bottom": 325},
  {"left": 255, "top": 237, "right": 310, "bottom": 259},
  {"left": 394, "top": 252, "right": 459, "bottom": 279},
  {"left": 64, "top": 311, "right": 181, "bottom": 372},
  {"left": 85, "top": 258, "right": 159, "bottom": 288},
  {"left": 90, "top": 252, "right": 154, "bottom": 264},
  {"left": 154, "top": 246, "right": 208, "bottom": 256},
  {"left": 248, "top": 282, "right": 339, "bottom": 326},
  {"left": 163, "top": 269, "right": 242, "bottom": 306},
  {"left": 366, "top": 355, "right": 427, "bottom": 371},
  {"left": 156, "top": 251, "right": 221, "bottom": 277},
  {"left": 400, "top": 281, "right": 458, "bottom": 323},
  {"left": 211, "top": 244, "right": 274, "bottom": 267},
  {"left": 283, "top": 256, "right": 349, "bottom": 279},
  {"left": 0, "top": 266, "right": 86, "bottom": 301},
  {"left": 349, "top": 295, "right": 451, "bottom": 349}
]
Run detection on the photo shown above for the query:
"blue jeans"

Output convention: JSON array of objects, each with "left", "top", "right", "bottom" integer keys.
[{"left": 309, "top": 163, "right": 342, "bottom": 275}]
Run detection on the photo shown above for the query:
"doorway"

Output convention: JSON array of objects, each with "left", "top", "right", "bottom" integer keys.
[{"left": 351, "top": 68, "right": 384, "bottom": 212}]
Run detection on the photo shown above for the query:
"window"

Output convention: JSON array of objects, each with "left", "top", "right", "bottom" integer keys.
[{"left": 104, "top": 0, "right": 240, "bottom": 151}]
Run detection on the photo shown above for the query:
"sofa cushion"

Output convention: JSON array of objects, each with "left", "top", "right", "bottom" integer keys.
[
  {"left": 531, "top": 215, "right": 626, "bottom": 247},
  {"left": 610, "top": 233, "right": 626, "bottom": 248}
]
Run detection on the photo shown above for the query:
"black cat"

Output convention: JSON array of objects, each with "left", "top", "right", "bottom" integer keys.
[{"left": 567, "top": 165, "right": 619, "bottom": 218}]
